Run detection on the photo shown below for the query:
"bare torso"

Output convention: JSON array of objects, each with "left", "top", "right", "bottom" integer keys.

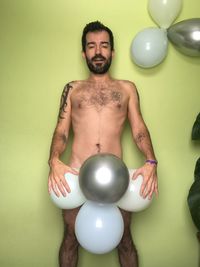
[
  {"left": 68, "top": 79, "right": 131, "bottom": 167},
  {"left": 48, "top": 28, "right": 158, "bottom": 202}
]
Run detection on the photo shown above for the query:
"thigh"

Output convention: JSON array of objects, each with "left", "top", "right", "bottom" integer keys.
[
  {"left": 62, "top": 207, "right": 81, "bottom": 229},
  {"left": 119, "top": 208, "right": 132, "bottom": 230}
]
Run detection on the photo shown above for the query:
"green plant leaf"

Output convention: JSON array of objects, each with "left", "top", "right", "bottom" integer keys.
[
  {"left": 194, "top": 157, "right": 200, "bottom": 181},
  {"left": 192, "top": 113, "right": 200, "bottom": 140},
  {"left": 187, "top": 179, "right": 200, "bottom": 231}
]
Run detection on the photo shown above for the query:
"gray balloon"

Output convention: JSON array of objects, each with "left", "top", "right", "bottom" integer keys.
[
  {"left": 79, "top": 153, "right": 129, "bottom": 204},
  {"left": 167, "top": 18, "right": 200, "bottom": 56}
]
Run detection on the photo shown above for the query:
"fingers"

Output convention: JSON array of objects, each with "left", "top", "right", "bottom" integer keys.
[
  {"left": 62, "top": 167, "right": 79, "bottom": 193},
  {"left": 140, "top": 176, "right": 150, "bottom": 198},
  {"left": 51, "top": 173, "right": 70, "bottom": 197},
  {"left": 132, "top": 168, "right": 141, "bottom": 180},
  {"left": 48, "top": 165, "right": 79, "bottom": 197},
  {"left": 51, "top": 179, "right": 62, "bottom": 197},
  {"left": 148, "top": 180, "right": 155, "bottom": 200},
  {"left": 132, "top": 168, "right": 154, "bottom": 198},
  {"left": 49, "top": 173, "right": 64, "bottom": 197},
  {"left": 154, "top": 180, "right": 159, "bottom": 197},
  {"left": 140, "top": 176, "right": 158, "bottom": 199},
  {"left": 48, "top": 179, "right": 52, "bottom": 194},
  {"left": 60, "top": 174, "right": 71, "bottom": 194},
  {"left": 133, "top": 164, "right": 158, "bottom": 199}
]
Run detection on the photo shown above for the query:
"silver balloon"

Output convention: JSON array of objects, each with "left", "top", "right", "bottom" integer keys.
[
  {"left": 79, "top": 153, "right": 129, "bottom": 203},
  {"left": 167, "top": 18, "right": 200, "bottom": 57}
]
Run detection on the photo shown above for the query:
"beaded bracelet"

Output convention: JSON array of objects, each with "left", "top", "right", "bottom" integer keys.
[{"left": 145, "top": 159, "right": 158, "bottom": 165}]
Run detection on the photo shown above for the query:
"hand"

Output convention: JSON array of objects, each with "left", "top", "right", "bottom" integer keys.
[
  {"left": 132, "top": 163, "right": 158, "bottom": 199},
  {"left": 48, "top": 159, "right": 79, "bottom": 197}
]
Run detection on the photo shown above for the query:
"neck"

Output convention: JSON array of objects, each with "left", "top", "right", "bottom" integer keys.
[{"left": 88, "top": 72, "right": 112, "bottom": 83}]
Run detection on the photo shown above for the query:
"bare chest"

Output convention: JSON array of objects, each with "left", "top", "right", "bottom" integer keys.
[{"left": 71, "top": 86, "right": 128, "bottom": 111}]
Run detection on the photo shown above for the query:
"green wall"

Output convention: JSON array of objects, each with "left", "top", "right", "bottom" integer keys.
[{"left": 0, "top": 0, "right": 200, "bottom": 266}]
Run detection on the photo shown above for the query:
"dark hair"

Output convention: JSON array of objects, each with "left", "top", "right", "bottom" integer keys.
[{"left": 81, "top": 21, "right": 114, "bottom": 52}]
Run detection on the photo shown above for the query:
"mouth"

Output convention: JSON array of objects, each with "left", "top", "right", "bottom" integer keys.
[
  {"left": 93, "top": 59, "right": 105, "bottom": 63},
  {"left": 92, "top": 55, "right": 106, "bottom": 63}
]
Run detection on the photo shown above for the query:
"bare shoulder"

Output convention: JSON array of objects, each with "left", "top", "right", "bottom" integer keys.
[
  {"left": 63, "top": 80, "right": 82, "bottom": 89},
  {"left": 116, "top": 79, "right": 139, "bottom": 98},
  {"left": 60, "top": 80, "right": 86, "bottom": 97},
  {"left": 64, "top": 80, "right": 91, "bottom": 91}
]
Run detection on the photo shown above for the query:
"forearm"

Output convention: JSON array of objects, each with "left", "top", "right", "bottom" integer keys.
[
  {"left": 48, "top": 129, "right": 68, "bottom": 167},
  {"left": 133, "top": 126, "right": 156, "bottom": 161}
]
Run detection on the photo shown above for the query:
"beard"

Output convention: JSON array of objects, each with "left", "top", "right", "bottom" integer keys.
[{"left": 85, "top": 54, "right": 112, "bottom": 74}]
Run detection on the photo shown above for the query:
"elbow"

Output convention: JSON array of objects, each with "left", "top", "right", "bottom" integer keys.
[{"left": 53, "top": 127, "right": 68, "bottom": 144}]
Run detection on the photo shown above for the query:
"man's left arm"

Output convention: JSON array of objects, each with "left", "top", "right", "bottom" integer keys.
[{"left": 127, "top": 82, "right": 158, "bottom": 199}]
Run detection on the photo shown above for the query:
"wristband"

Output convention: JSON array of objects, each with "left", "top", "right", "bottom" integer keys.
[{"left": 145, "top": 159, "right": 158, "bottom": 165}]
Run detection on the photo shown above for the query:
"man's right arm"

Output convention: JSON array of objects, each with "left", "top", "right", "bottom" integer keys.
[{"left": 48, "top": 82, "right": 78, "bottom": 197}]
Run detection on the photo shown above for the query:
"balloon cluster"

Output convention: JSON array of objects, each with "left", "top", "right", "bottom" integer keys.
[
  {"left": 50, "top": 154, "right": 152, "bottom": 254},
  {"left": 131, "top": 0, "right": 200, "bottom": 68}
]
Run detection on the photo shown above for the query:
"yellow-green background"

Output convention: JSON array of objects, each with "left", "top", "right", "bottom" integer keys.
[{"left": 0, "top": 0, "right": 200, "bottom": 266}]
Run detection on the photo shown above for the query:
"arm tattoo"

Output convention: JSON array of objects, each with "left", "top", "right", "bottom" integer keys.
[
  {"left": 135, "top": 131, "right": 155, "bottom": 159},
  {"left": 135, "top": 132, "right": 147, "bottom": 144},
  {"left": 58, "top": 83, "right": 73, "bottom": 120}
]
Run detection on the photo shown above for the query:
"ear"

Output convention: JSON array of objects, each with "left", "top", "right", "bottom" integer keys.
[
  {"left": 111, "top": 50, "right": 115, "bottom": 58},
  {"left": 82, "top": 51, "right": 86, "bottom": 59}
]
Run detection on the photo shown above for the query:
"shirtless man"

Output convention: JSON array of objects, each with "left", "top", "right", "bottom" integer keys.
[{"left": 48, "top": 21, "right": 158, "bottom": 267}]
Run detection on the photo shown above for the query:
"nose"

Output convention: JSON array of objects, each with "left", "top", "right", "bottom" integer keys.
[{"left": 95, "top": 45, "right": 101, "bottom": 55}]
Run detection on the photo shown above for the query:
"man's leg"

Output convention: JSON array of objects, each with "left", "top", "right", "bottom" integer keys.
[
  {"left": 117, "top": 209, "right": 138, "bottom": 267},
  {"left": 59, "top": 207, "right": 80, "bottom": 267}
]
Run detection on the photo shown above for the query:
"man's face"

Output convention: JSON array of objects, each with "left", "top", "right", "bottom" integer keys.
[{"left": 83, "top": 31, "right": 114, "bottom": 74}]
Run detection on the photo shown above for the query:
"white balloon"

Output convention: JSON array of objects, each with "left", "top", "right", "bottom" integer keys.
[
  {"left": 131, "top": 27, "right": 168, "bottom": 68},
  {"left": 148, "top": 0, "right": 182, "bottom": 29},
  {"left": 50, "top": 172, "right": 86, "bottom": 209},
  {"left": 75, "top": 201, "right": 124, "bottom": 254},
  {"left": 117, "top": 169, "right": 152, "bottom": 212}
]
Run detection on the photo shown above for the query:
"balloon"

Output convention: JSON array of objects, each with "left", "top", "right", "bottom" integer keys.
[
  {"left": 50, "top": 172, "right": 86, "bottom": 209},
  {"left": 75, "top": 201, "right": 124, "bottom": 254},
  {"left": 117, "top": 169, "right": 152, "bottom": 212},
  {"left": 79, "top": 153, "right": 129, "bottom": 203},
  {"left": 148, "top": 0, "right": 182, "bottom": 29},
  {"left": 131, "top": 27, "right": 168, "bottom": 68},
  {"left": 167, "top": 18, "right": 200, "bottom": 57}
]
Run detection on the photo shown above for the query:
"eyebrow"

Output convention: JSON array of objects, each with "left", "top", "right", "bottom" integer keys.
[{"left": 86, "top": 41, "right": 110, "bottom": 46}]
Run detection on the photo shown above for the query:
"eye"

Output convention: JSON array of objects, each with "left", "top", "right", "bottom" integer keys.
[
  {"left": 87, "top": 43, "right": 95, "bottom": 49},
  {"left": 101, "top": 42, "right": 110, "bottom": 49}
]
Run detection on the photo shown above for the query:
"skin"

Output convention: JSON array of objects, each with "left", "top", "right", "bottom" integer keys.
[{"left": 48, "top": 30, "right": 158, "bottom": 267}]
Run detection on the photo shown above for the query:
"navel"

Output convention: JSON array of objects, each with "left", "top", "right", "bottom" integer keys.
[{"left": 96, "top": 143, "right": 101, "bottom": 153}]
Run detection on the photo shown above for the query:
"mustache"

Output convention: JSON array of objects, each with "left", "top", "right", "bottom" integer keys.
[{"left": 92, "top": 54, "right": 106, "bottom": 61}]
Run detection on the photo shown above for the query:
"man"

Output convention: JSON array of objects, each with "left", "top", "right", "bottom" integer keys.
[{"left": 48, "top": 21, "right": 158, "bottom": 267}]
